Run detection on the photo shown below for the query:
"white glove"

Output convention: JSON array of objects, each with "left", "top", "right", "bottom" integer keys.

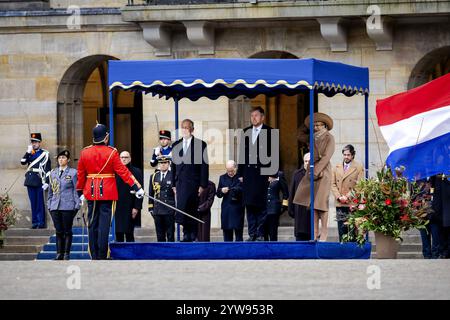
[
  {"left": 135, "top": 188, "right": 145, "bottom": 199},
  {"left": 79, "top": 194, "right": 85, "bottom": 203},
  {"left": 154, "top": 146, "right": 161, "bottom": 156},
  {"left": 27, "top": 144, "right": 33, "bottom": 153},
  {"left": 42, "top": 183, "right": 49, "bottom": 191}
]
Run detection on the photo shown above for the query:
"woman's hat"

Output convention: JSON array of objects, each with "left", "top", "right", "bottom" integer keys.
[{"left": 304, "top": 112, "right": 333, "bottom": 130}]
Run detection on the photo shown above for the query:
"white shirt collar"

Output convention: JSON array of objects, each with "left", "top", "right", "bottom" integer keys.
[{"left": 253, "top": 124, "right": 263, "bottom": 131}]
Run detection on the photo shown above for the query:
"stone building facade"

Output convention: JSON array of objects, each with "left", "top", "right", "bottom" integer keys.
[{"left": 1, "top": 0, "right": 449, "bottom": 228}]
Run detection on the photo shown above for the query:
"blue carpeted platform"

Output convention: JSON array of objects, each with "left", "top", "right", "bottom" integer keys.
[{"left": 110, "top": 241, "right": 372, "bottom": 260}]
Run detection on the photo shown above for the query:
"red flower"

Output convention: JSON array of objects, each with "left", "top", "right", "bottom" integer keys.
[
  {"left": 400, "top": 214, "right": 411, "bottom": 222},
  {"left": 352, "top": 199, "right": 359, "bottom": 204},
  {"left": 385, "top": 199, "right": 392, "bottom": 205}
]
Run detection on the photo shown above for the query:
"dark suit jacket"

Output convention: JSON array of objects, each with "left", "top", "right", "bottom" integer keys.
[
  {"left": 171, "top": 136, "right": 209, "bottom": 224},
  {"left": 115, "top": 164, "right": 143, "bottom": 231},
  {"left": 237, "top": 124, "right": 278, "bottom": 207}
]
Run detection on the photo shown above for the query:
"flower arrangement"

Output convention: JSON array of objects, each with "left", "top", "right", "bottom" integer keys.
[
  {"left": 343, "top": 166, "right": 431, "bottom": 245},
  {"left": 0, "top": 193, "right": 19, "bottom": 247}
]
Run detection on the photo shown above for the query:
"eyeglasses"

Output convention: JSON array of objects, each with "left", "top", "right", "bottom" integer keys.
[{"left": 120, "top": 156, "right": 130, "bottom": 159}]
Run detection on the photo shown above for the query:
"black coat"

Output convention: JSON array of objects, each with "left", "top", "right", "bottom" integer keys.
[
  {"left": 432, "top": 175, "right": 450, "bottom": 227},
  {"left": 266, "top": 171, "right": 289, "bottom": 215},
  {"left": 149, "top": 170, "right": 175, "bottom": 216},
  {"left": 237, "top": 124, "right": 278, "bottom": 207},
  {"left": 171, "top": 136, "right": 209, "bottom": 226},
  {"left": 115, "top": 164, "right": 143, "bottom": 233},
  {"left": 288, "top": 168, "right": 310, "bottom": 236},
  {"left": 216, "top": 174, "right": 245, "bottom": 230}
]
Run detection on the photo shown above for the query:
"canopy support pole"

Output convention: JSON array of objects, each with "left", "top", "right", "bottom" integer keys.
[
  {"left": 364, "top": 93, "right": 369, "bottom": 179},
  {"left": 309, "top": 88, "right": 315, "bottom": 241},
  {"left": 109, "top": 89, "right": 116, "bottom": 242},
  {"left": 174, "top": 96, "right": 181, "bottom": 242},
  {"left": 364, "top": 93, "right": 369, "bottom": 242}
]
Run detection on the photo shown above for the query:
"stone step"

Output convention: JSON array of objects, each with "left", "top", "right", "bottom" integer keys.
[
  {"left": 5, "top": 236, "right": 50, "bottom": 245},
  {"left": 0, "top": 245, "right": 42, "bottom": 253},
  {"left": 4, "top": 228, "right": 55, "bottom": 237},
  {"left": 371, "top": 252, "right": 424, "bottom": 259},
  {"left": 0, "top": 253, "right": 37, "bottom": 261}
]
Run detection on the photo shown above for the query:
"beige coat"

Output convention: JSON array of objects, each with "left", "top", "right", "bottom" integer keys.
[
  {"left": 331, "top": 160, "right": 364, "bottom": 207},
  {"left": 293, "top": 131, "right": 335, "bottom": 212}
]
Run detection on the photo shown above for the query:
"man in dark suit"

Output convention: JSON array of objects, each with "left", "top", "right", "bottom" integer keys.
[
  {"left": 237, "top": 107, "right": 279, "bottom": 241},
  {"left": 171, "top": 119, "right": 209, "bottom": 242},
  {"left": 115, "top": 151, "right": 143, "bottom": 242}
]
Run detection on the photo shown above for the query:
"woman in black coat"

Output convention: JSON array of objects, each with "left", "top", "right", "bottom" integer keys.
[
  {"left": 288, "top": 153, "right": 311, "bottom": 241},
  {"left": 217, "top": 161, "right": 245, "bottom": 242}
]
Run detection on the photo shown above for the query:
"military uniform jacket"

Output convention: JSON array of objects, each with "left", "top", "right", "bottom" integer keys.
[
  {"left": 76, "top": 145, "right": 141, "bottom": 201},
  {"left": 20, "top": 149, "right": 51, "bottom": 187},
  {"left": 266, "top": 171, "right": 289, "bottom": 215},
  {"left": 47, "top": 167, "right": 80, "bottom": 212},
  {"left": 148, "top": 170, "right": 175, "bottom": 216},
  {"left": 150, "top": 145, "right": 173, "bottom": 167}
]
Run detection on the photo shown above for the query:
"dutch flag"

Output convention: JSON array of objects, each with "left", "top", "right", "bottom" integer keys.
[{"left": 376, "top": 73, "right": 450, "bottom": 180}]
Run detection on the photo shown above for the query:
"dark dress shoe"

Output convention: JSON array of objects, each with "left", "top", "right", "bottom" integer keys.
[
  {"left": 54, "top": 254, "right": 64, "bottom": 260},
  {"left": 31, "top": 225, "right": 38, "bottom": 229},
  {"left": 245, "top": 236, "right": 255, "bottom": 241},
  {"left": 255, "top": 236, "right": 265, "bottom": 241},
  {"left": 37, "top": 225, "right": 46, "bottom": 229},
  {"left": 63, "top": 254, "right": 70, "bottom": 261}
]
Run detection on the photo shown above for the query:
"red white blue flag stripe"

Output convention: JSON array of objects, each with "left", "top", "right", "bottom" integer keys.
[{"left": 376, "top": 73, "right": 450, "bottom": 180}]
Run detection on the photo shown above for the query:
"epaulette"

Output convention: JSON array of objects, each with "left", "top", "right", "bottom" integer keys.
[
  {"left": 107, "top": 146, "right": 117, "bottom": 151},
  {"left": 41, "top": 149, "right": 49, "bottom": 153}
]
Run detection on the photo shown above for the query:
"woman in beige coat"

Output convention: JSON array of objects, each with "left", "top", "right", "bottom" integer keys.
[{"left": 293, "top": 112, "right": 335, "bottom": 241}]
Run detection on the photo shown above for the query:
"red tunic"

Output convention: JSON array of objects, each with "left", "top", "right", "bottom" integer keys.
[{"left": 76, "top": 145, "right": 141, "bottom": 201}]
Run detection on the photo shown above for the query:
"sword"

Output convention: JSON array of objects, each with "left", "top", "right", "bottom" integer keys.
[{"left": 131, "top": 191, "right": 204, "bottom": 224}]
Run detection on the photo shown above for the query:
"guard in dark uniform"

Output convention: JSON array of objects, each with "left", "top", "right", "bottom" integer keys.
[
  {"left": 20, "top": 133, "right": 51, "bottom": 229},
  {"left": 149, "top": 156, "right": 176, "bottom": 242},
  {"left": 150, "top": 130, "right": 173, "bottom": 168},
  {"left": 263, "top": 171, "right": 289, "bottom": 241},
  {"left": 76, "top": 124, "right": 145, "bottom": 260}
]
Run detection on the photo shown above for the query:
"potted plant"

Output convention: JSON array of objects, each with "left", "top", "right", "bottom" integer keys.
[
  {"left": 343, "top": 166, "right": 431, "bottom": 258},
  {"left": 0, "top": 193, "right": 19, "bottom": 248}
]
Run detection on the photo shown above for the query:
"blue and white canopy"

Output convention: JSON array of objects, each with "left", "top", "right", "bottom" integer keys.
[{"left": 108, "top": 58, "right": 369, "bottom": 100}]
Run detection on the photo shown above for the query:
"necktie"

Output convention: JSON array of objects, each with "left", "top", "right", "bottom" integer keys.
[
  {"left": 252, "top": 127, "right": 259, "bottom": 144},
  {"left": 183, "top": 139, "right": 188, "bottom": 155},
  {"left": 59, "top": 170, "right": 63, "bottom": 177},
  {"left": 344, "top": 164, "right": 349, "bottom": 172},
  {"left": 161, "top": 172, "right": 165, "bottom": 181}
]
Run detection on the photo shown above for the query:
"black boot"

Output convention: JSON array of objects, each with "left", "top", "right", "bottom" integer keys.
[
  {"left": 54, "top": 232, "right": 64, "bottom": 260},
  {"left": 63, "top": 232, "right": 73, "bottom": 260}
]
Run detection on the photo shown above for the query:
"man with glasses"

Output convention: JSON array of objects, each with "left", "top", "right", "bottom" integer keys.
[
  {"left": 171, "top": 119, "right": 209, "bottom": 242},
  {"left": 114, "top": 151, "right": 144, "bottom": 242}
]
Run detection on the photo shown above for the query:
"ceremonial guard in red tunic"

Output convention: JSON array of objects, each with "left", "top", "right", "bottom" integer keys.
[{"left": 76, "top": 124, "right": 144, "bottom": 260}]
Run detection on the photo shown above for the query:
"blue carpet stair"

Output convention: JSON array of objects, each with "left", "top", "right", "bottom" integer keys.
[{"left": 36, "top": 227, "right": 112, "bottom": 260}]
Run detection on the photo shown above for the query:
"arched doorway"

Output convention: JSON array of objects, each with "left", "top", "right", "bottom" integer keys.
[
  {"left": 57, "top": 55, "right": 143, "bottom": 169},
  {"left": 408, "top": 46, "right": 450, "bottom": 89}
]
